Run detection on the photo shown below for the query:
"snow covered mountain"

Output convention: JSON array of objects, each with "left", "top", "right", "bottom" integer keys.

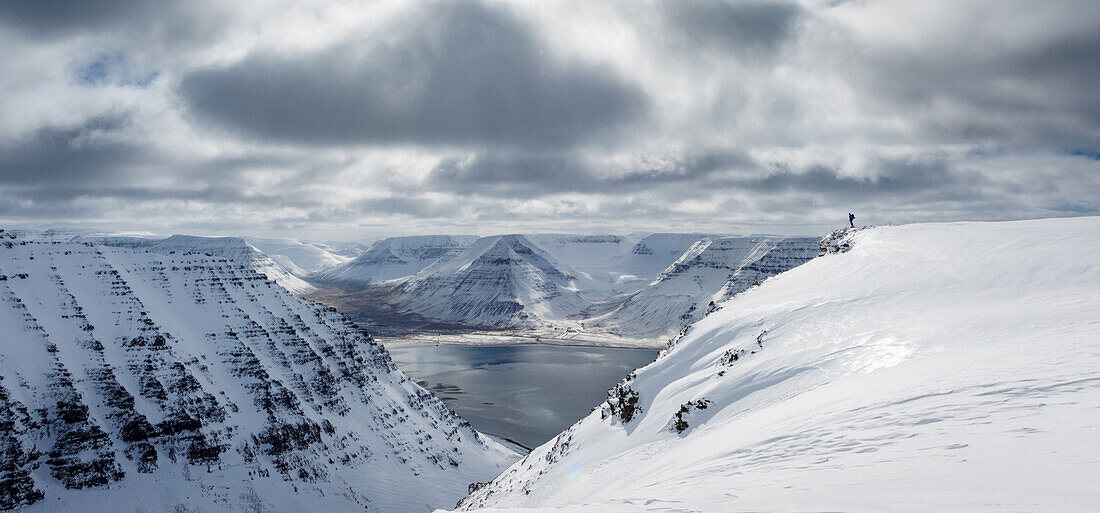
[
  {"left": 388, "top": 235, "right": 588, "bottom": 329},
  {"left": 66, "top": 233, "right": 314, "bottom": 294},
  {"left": 524, "top": 234, "right": 636, "bottom": 289},
  {"left": 456, "top": 217, "right": 1100, "bottom": 512},
  {"left": 0, "top": 230, "right": 515, "bottom": 512},
  {"left": 591, "top": 236, "right": 818, "bottom": 339},
  {"left": 319, "top": 235, "right": 478, "bottom": 286},
  {"left": 309, "top": 232, "right": 821, "bottom": 343},
  {"left": 146, "top": 235, "right": 314, "bottom": 294},
  {"left": 244, "top": 237, "right": 358, "bottom": 276},
  {"left": 613, "top": 233, "right": 725, "bottom": 283}
]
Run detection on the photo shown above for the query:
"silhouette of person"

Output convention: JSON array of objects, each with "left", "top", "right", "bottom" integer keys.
[{"left": 849, "top": 213, "right": 855, "bottom": 228}]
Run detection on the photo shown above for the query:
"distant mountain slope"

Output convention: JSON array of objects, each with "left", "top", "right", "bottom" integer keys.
[
  {"left": 607, "top": 233, "right": 726, "bottom": 290},
  {"left": 319, "top": 235, "right": 478, "bottom": 285},
  {"left": 524, "top": 234, "right": 635, "bottom": 285},
  {"left": 64, "top": 233, "right": 315, "bottom": 294},
  {"left": 149, "top": 235, "right": 314, "bottom": 293},
  {"left": 244, "top": 237, "right": 357, "bottom": 276},
  {"left": 309, "top": 233, "right": 820, "bottom": 344},
  {"left": 456, "top": 217, "right": 1100, "bottom": 513},
  {"left": 0, "top": 230, "right": 515, "bottom": 512},
  {"left": 591, "top": 236, "right": 818, "bottom": 338},
  {"left": 389, "top": 235, "right": 588, "bottom": 329}
]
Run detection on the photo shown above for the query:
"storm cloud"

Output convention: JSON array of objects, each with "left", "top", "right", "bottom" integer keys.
[
  {"left": 0, "top": 114, "right": 142, "bottom": 184},
  {"left": 0, "top": 0, "right": 1097, "bottom": 239},
  {"left": 179, "top": 1, "right": 645, "bottom": 149},
  {"left": 0, "top": 0, "right": 228, "bottom": 46},
  {"left": 661, "top": 0, "right": 804, "bottom": 56}
]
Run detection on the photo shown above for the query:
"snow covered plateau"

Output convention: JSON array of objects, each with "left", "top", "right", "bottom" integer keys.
[{"left": 452, "top": 217, "right": 1100, "bottom": 513}]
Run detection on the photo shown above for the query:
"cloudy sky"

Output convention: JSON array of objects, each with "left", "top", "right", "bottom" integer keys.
[{"left": 1, "top": 0, "right": 1097, "bottom": 240}]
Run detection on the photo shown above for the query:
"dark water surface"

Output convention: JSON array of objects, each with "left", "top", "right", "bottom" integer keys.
[{"left": 387, "top": 344, "right": 658, "bottom": 449}]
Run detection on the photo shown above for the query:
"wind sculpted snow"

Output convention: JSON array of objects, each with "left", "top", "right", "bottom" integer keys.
[{"left": 454, "top": 217, "right": 1100, "bottom": 513}]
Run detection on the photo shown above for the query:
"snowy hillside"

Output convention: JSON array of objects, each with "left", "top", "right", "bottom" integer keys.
[
  {"left": 456, "top": 217, "right": 1100, "bottom": 512},
  {"left": 524, "top": 235, "right": 636, "bottom": 292},
  {"left": 390, "top": 235, "right": 588, "bottom": 329},
  {"left": 612, "top": 233, "right": 725, "bottom": 285},
  {"left": 0, "top": 230, "right": 515, "bottom": 512},
  {"left": 72, "top": 234, "right": 315, "bottom": 294},
  {"left": 244, "top": 237, "right": 356, "bottom": 276},
  {"left": 147, "top": 235, "right": 314, "bottom": 294},
  {"left": 320, "top": 235, "right": 478, "bottom": 285},
  {"left": 592, "top": 236, "right": 818, "bottom": 339}
]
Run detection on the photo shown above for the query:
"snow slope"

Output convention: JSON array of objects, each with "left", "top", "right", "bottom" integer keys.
[
  {"left": 74, "top": 233, "right": 315, "bottom": 294},
  {"left": 390, "top": 235, "right": 588, "bottom": 329},
  {"left": 244, "top": 237, "right": 355, "bottom": 276},
  {"left": 456, "top": 217, "right": 1100, "bottom": 513},
  {"left": 148, "top": 235, "right": 314, "bottom": 294},
  {"left": 320, "top": 235, "right": 478, "bottom": 285},
  {"left": 0, "top": 230, "right": 516, "bottom": 512},
  {"left": 611, "top": 233, "right": 725, "bottom": 285},
  {"left": 524, "top": 235, "right": 637, "bottom": 294},
  {"left": 591, "top": 236, "right": 818, "bottom": 339}
]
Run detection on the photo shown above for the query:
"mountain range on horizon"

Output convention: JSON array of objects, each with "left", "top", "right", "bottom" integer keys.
[{"left": 13, "top": 228, "right": 824, "bottom": 344}]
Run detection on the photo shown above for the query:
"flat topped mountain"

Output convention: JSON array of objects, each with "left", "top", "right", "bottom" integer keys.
[
  {"left": 457, "top": 217, "right": 1100, "bottom": 512},
  {"left": 319, "top": 235, "right": 478, "bottom": 285},
  {"left": 0, "top": 230, "right": 515, "bottom": 512}
]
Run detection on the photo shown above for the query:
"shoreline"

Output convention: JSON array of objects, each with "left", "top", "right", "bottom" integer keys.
[{"left": 378, "top": 331, "right": 667, "bottom": 350}]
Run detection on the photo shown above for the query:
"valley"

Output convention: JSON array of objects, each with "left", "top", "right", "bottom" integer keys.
[{"left": 2, "top": 217, "right": 1096, "bottom": 512}]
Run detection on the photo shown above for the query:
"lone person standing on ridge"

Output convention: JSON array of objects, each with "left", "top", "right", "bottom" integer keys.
[{"left": 849, "top": 212, "right": 856, "bottom": 228}]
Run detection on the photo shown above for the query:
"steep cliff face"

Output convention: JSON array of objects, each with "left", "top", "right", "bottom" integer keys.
[
  {"left": 591, "top": 237, "right": 818, "bottom": 339},
  {"left": 319, "top": 235, "right": 478, "bottom": 285},
  {"left": 455, "top": 217, "right": 1100, "bottom": 513},
  {"left": 0, "top": 230, "right": 515, "bottom": 512},
  {"left": 390, "top": 235, "right": 588, "bottom": 329}
]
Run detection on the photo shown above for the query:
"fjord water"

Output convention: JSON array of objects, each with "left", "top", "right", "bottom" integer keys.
[{"left": 387, "top": 344, "right": 659, "bottom": 448}]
